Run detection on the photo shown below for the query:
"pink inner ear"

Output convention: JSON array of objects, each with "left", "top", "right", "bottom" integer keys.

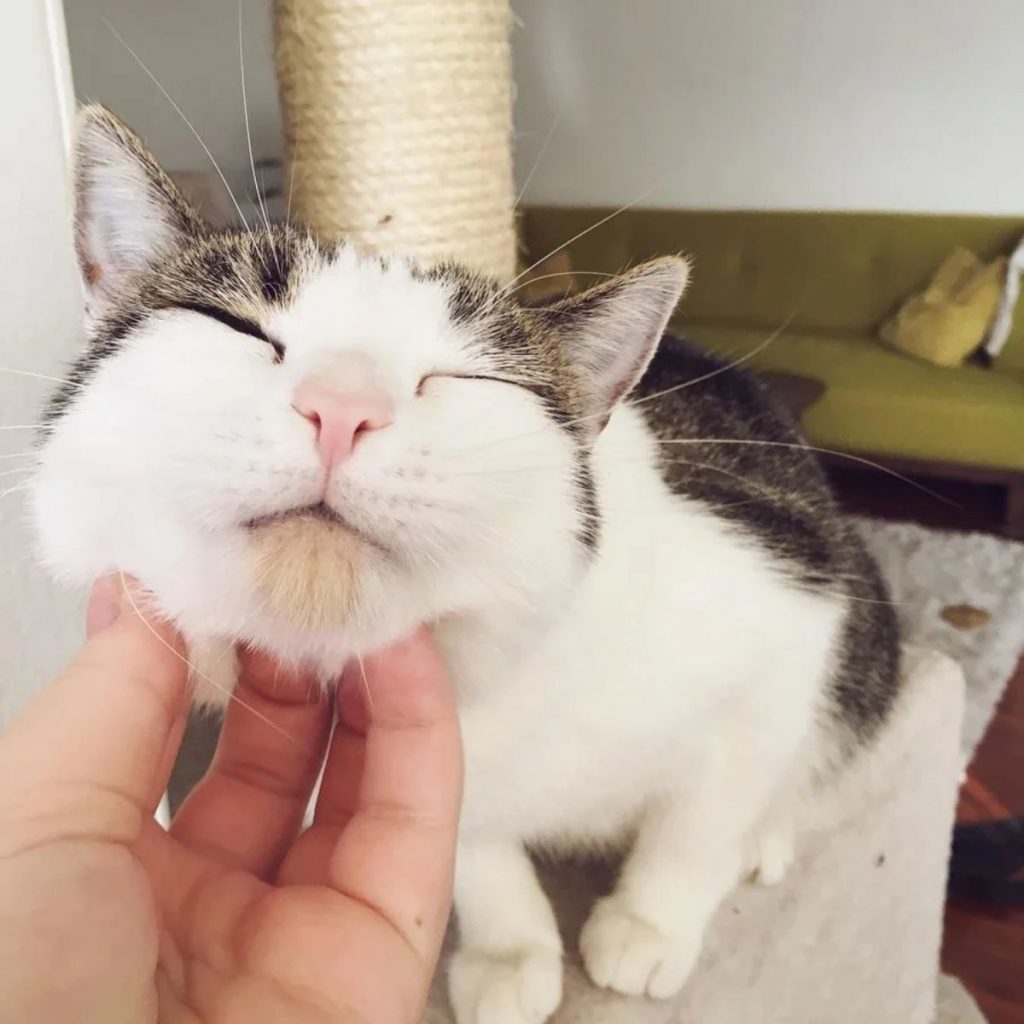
[
  {"left": 84, "top": 262, "right": 103, "bottom": 286},
  {"left": 537, "top": 259, "right": 688, "bottom": 433},
  {"left": 603, "top": 341, "right": 658, "bottom": 409}
]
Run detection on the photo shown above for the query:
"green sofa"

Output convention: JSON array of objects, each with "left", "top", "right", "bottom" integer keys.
[{"left": 520, "top": 207, "right": 1024, "bottom": 529}]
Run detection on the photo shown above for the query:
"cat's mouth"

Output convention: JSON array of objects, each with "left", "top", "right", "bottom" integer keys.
[
  {"left": 245, "top": 502, "right": 388, "bottom": 554},
  {"left": 246, "top": 501, "right": 342, "bottom": 529}
]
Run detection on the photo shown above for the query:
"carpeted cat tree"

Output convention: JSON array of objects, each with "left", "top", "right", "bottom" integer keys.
[{"left": 272, "top": 3, "right": 970, "bottom": 1022}]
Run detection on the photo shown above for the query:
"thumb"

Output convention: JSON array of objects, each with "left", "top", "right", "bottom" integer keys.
[{"left": 0, "top": 576, "right": 189, "bottom": 853}]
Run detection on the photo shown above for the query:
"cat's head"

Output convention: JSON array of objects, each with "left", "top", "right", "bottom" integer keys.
[{"left": 32, "top": 106, "right": 687, "bottom": 665}]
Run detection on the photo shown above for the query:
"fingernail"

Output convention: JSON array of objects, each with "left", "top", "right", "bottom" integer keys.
[{"left": 85, "top": 576, "right": 121, "bottom": 636}]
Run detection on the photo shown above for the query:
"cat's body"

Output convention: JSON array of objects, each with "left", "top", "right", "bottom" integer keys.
[
  {"left": 440, "top": 346, "right": 898, "bottom": 1021},
  {"left": 457, "top": 342, "right": 895, "bottom": 848},
  {"left": 32, "top": 108, "right": 899, "bottom": 1024}
]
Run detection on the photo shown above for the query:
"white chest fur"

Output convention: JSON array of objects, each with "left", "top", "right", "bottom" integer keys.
[{"left": 444, "top": 408, "right": 845, "bottom": 848}]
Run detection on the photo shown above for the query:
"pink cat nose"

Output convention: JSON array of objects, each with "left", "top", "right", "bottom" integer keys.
[{"left": 292, "top": 380, "right": 394, "bottom": 467}]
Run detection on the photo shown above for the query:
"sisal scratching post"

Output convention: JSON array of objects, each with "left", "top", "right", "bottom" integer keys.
[{"left": 274, "top": 0, "right": 517, "bottom": 281}]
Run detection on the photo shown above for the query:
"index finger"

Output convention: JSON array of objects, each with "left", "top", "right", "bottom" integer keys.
[
  {"left": 279, "top": 631, "right": 463, "bottom": 962},
  {"left": 0, "top": 576, "right": 188, "bottom": 852},
  {"left": 170, "top": 648, "right": 332, "bottom": 878}
]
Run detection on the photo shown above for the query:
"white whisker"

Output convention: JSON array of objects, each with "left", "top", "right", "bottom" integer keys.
[
  {"left": 502, "top": 191, "right": 656, "bottom": 297},
  {"left": 0, "top": 483, "right": 32, "bottom": 501},
  {"left": 515, "top": 322, "right": 792, "bottom": 441},
  {"left": 412, "top": 535, "right": 445, "bottom": 574},
  {"left": 428, "top": 321, "right": 794, "bottom": 468},
  {"left": 655, "top": 454, "right": 783, "bottom": 505},
  {"left": 0, "top": 367, "right": 77, "bottom": 387},
  {"left": 238, "top": 0, "right": 279, "bottom": 274},
  {"left": 0, "top": 466, "right": 37, "bottom": 480},
  {"left": 436, "top": 321, "right": 791, "bottom": 462},
  {"left": 438, "top": 439, "right": 954, "bottom": 511},
  {"left": 102, "top": 17, "right": 251, "bottom": 232},
  {"left": 628, "top": 319, "right": 794, "bottom": 411},
  {"left": 285, "top": 131, "right": 300, "bottom": 227},
  {"left": 214, "top": 641, "right": 237, "bottom": 667},
  {"left": 513, "top": 113, "right": 560, "bottom": 211},
  {"left": 356, "top": 653, "right": 374, "bottom": 714},
  {"left": 509, "top": 269, "right": 622, "bottom": 296},
  {"left": 117, "top": 572, "right": 297, "bottom": 743},
  {"left": 651, "top": 439, "right": 957, "bottom": 506}
]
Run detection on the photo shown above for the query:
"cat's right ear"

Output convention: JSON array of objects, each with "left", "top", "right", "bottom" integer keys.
[{"left": 73, "top": 105, "right": 204, "bottom": 317}]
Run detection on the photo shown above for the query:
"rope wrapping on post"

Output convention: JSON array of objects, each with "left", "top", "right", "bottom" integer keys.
[{"left": 274, "top": 0, "right": 517, "bottom": 281}]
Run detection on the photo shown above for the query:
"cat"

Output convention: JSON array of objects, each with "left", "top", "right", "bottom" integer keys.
[{"left": 31, "top": 106, "right": 900, "bottom": 1024}]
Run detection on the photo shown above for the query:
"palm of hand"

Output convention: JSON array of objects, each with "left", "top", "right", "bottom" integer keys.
[
  {"left": 146, "top": 829, "right": 428, "bottom": 1023},
  {"left": 0, "top": 605, "right": 460, "bottom": 1024}
]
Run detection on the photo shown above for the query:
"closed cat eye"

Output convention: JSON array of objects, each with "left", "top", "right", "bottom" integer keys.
[
  {"left": 417, "top": 372, "right": 518, "bottom": 395},
  {"left": 177, "top": 302, "right": 286, "bottom": 362}
]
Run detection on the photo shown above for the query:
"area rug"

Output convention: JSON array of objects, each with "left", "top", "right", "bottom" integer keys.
[{"left": 856, "top": 518, "right": 1024, "bottom": 757}]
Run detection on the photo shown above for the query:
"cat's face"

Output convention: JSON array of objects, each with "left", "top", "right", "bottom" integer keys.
[{"left": 32, "top": 107, "right": 687, "bottom": 665}]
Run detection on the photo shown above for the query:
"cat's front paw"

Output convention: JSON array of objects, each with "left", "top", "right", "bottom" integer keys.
[
  {"left": 580, "top": 895, "right": 701, "bottom": 1000},
  {"left": 449, "top": 945, "right": 563, "bottom": 1024}
]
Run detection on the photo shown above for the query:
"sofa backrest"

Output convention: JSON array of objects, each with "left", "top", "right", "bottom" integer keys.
[{"left": 519, "top": 207, "right": 1024, "bottom": 370}]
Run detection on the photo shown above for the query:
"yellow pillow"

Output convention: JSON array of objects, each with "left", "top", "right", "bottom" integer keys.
[{"left": 879, "top": 247, "right": 1007, "bottom": 367}]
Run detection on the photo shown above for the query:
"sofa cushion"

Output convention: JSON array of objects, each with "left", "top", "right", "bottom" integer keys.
[
  {"left": 878, "top": 248, "right": 1007, "bottom": 368},
  {"left": 520, "top": 207, "right": 1024, "bottom": 352},
  {"left": 678, "top": 323, "right": 1024, "bottom": 472}
]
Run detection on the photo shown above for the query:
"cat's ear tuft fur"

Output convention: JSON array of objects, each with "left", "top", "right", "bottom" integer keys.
[
  {"left": 533, "top": 256, "right": 690, "bottom": 435},
  {"left": 73, "top": 105, "right": 204, "bottom": 316}
]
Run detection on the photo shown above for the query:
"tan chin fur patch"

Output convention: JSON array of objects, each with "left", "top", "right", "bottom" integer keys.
[{"left": 247, "top": 513, "right": 361, "bottom": 631}]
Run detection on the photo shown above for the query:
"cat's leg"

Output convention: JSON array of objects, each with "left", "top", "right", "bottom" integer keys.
[
  {"left": 449, "top": 840, "right": 563, "bottom": 1024},
  {"left": 580, "top": 752, "right": 789, "bottom": 1000},
  {"left": 186, "top": 636, "right": 238, "bottom": 709}
]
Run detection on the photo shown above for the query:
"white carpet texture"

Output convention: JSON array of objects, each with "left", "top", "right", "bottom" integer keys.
[
  {"left": 427, "top": 649, "right": 966, "bottom": 1024},
  {"left": 857, "top": 518, "right": 1024, "bottom": 756}
]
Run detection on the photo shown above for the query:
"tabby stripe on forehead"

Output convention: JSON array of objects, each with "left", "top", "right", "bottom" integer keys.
[{"left": 259, "top": 250, "right": 292, "bottom": 304}]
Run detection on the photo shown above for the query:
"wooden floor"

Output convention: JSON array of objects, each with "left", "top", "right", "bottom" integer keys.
[
  {"left": 829, "top": 466, "right": 1024, "bottom": 1023},
  {"left": 942, "top": 654, "right": 1024, "bottom": 1024}
]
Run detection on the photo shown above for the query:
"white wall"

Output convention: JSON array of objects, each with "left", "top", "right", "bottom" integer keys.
[
  {"left": 512, "top": 0, "right": 1024, "bottom": 214},
  {"left": 0, "top": 1, "right": 87, "bottom": 720},
  {"left": 67, "top": 1, "right": 1024, "bottom": 217},
  {"left": 64, "top": 0, "right": 282, "bottom": 218}
]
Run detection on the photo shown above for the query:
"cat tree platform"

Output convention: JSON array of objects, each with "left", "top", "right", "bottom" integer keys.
[{"left": 425, "top": 647, "right": 965, "bottom": 1024}]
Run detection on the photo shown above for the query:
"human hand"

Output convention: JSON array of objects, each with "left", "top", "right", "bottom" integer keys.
[{"left": 0, "top": 576, "right": 462, "bottom": 1024}]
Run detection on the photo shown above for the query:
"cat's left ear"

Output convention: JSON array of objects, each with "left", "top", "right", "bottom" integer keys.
[
  {"left": 532, "top": 256, "right": 690, "bottom": 435},
  {"left": 73, "top": 105, "right": 205, "bottom": 317}
]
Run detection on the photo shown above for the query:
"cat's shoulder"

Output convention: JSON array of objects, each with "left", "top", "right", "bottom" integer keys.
[{"left": 635, "top": 334, "right": 793, "bottom": 436}]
